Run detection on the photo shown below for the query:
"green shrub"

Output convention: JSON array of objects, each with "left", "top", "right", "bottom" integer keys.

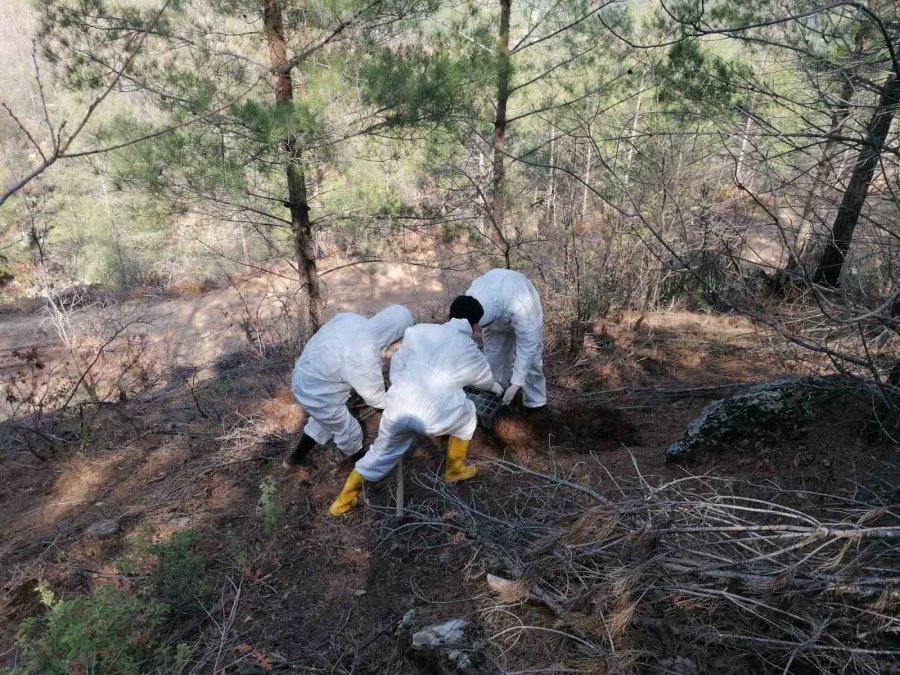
[
  {"left": 13, "top": 585, "right": 173, "bottom": 675},
  {"left": 113, "top": 522, "right": 158, "bottom": 578},
  {"left": 149, "top": 530, "right": 208, "bottom": 610},
  {"left": 257, "top": 476, "right": 284, "bottom": 536}
]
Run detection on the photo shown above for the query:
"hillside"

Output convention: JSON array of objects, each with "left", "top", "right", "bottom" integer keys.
[
  {"left": 1, "top": 278, "right": 896, "bottom": 672},
  {"left": 2, "top": 0, "right": 900, "bottom": 671}
]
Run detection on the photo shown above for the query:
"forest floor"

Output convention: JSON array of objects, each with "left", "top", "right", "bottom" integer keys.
[{"left": 0, "top": 273, "right": 896, "bottom": 673}]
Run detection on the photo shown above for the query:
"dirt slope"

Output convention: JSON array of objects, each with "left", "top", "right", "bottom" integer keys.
[
  {"left": 1, "top": 296, "right": 895, "bottom": 673},
  {"left": 0, "top": 261, "right": 461, "bottom": 370}
]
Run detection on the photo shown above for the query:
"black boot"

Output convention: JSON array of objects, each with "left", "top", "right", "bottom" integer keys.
[
  {"left": 347, "top": 447, "right": 367, "bottom": 463},
  {"left": 282, "top": 433, "right": 317, "bottom": 469}
]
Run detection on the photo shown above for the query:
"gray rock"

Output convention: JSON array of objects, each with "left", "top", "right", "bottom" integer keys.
[
  {"left": 411, "top": 618, "right": 478, "bottom": 670},
  {"left": 85, "top": 519, "right": 120, "bottom": 536},
  {"left": 397, "top": 608, "right": 417, "bottom": 631},
  {"left": 412, "top": 618, "right": 468, "bottom": 649},
  {"left": 666, "top": 375, "right": 848, "bottom": 461},
  {"left": 167, "top": 516, "right": 192, "bottom": 529}
]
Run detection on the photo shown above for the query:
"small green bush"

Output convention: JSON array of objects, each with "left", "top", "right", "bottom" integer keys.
[
  {"left": 257, "top": 476, "right": 284, "bottom": 536},
  {"left": 13, "top": 585, "right": 173, "bottom": 675},
  {"left": 149, "top": 530, "right": 208, "bottom": 610},
  {"left": 113, "top": 522, "right": 158, "bottom": 578}
]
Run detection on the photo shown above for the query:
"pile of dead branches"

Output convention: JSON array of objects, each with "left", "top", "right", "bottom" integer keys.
[{"left": 395, "top": 460, "right": 900, "bottom": 673}]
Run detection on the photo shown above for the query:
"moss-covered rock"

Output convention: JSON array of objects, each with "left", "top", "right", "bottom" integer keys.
[{"left": 665, "top": 376, "right": 849, "bottom": 461}]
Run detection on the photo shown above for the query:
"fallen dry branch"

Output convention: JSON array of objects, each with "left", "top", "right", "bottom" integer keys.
[
  {"left": 572, "top": 381, "right": 760, "bottom": 404},
  {"left": 396, "top": 461, "right": 900, "bottom": 673}
]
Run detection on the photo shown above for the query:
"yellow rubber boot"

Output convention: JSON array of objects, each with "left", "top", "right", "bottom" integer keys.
[
  {"left": 329, "top": 469, "right": 364, "bottom": 516},
  {"left": 445, "top": 436, "right": 477, "bottom": 483}
]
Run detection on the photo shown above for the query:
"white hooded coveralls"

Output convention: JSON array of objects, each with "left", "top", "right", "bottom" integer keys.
[
  {"left": 466, "top": 268, "right": 546, "bottom": 408},
  {"left": 354, "top": 319, "right": 496, "bottom": 482},
  {"left": 291, "top": 305, "right": 415, "bottom": 455}
]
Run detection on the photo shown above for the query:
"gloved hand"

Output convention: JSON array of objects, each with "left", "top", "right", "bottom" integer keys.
[
  {"left": 502, "top": 384, "right": 520, "bottom": 406},
  {"left": 490, "top": 381, "right": 504, "bottom": 397}
]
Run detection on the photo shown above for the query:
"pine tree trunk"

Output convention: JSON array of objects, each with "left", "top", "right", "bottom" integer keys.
[
  {"left": 734, "top": 95, "right": 756, "bottom": 185},
  {"left": 263, "top": 0, "right": 323, "bottom": 332},
  {"left": 813, "top": 74, "right": 900, "bottom": 287},
  {"left": 790, "top": 74, "right": 857, "bottom": 273},
  {"left": 488, "top": 0, "right": 512, "bottom": 264},
  {"left": 239, "top": 221, "right": 251, "bottom": 266},
  {"left": 622, "top": 74, "right": 645, "bottom": 187},
  {"left": 791, "top": 19, "right": 871, "bottom": 274},
  {"left": 547, "top": 129, "right": 556, "bottom": 235},
  {"left": 581, "top": 116, "right": 593, "bottom": 220}
]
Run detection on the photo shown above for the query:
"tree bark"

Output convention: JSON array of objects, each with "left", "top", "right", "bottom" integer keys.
[
  {"left": 790, "top": 19, "right": 871, "bottom": 274},
  {"left": 547, "top": 128, "right": 556, "bottom": 235},
  {"left": 622, "top": 73, "right": 645, "bottom": 187},
  {"left": 263, "top": 0, "right": 323, "bottom": 332},
  {"left": 813, "top": 74, "right": 900, "bottom": 287},
  {"left": 734, "top": 94, "right": 756, "bottom": 185},
  {"left": 581, "top": 113, "right": 594, "bottom": 220},
  {"left": 488, "top": 0, "right": 512, "bottom": 263},
  {"left": 789, "top": 74, "right": 857, "bottom": 272}
]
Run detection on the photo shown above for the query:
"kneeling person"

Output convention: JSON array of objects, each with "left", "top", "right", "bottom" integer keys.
[
  {"left": 330, "top": 297, "right": 502, "bottom": 515},
  {"left": 284, "top": 305, "right": 415, "bottom": 469}
]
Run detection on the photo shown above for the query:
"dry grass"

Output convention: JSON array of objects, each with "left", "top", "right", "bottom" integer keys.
[{"left": 392, "top": 459, "right": 900, "bottom": 674}]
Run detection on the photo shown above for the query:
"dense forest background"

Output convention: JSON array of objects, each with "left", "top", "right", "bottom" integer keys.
[
  {"left": 1, "top": 1, "right": 899, "bottom": 673},
  {"left": 2, "top": 0, "right": 896, "bottom": 369}
]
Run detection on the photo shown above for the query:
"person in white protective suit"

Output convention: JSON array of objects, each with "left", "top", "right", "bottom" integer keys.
[
  {"left": 465, "top": 268, "right": 546, "bottom": 410},
  {"left": 329, "top": 296, "right": 503, "bottom": 516},
  {"left": 282, "top": 304, "right": 416, "bottom": 470}
]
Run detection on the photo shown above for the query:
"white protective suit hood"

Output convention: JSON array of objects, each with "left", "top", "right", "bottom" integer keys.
[
  {"left": 291, "top": 306, "right": 414, "bottom": 454},
  {"left": 477, "top": 297, "right": 499, "bottom": 327},
  {"left": 367, "top": 304, "right": 415, "bottom": 353}
]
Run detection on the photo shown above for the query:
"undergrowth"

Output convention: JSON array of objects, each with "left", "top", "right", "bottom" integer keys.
[
  {"left": 8, "top": 586, "right": 186, "bottom": 675},
  {"left": 149, "top": 529, "right": 208, "bottom": 611},
  {"left": 6, "top": 529, "right": 210, "bottom": 674},
  {"left": 257, "top": 476, "right": 284, "bottom": 536}
]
